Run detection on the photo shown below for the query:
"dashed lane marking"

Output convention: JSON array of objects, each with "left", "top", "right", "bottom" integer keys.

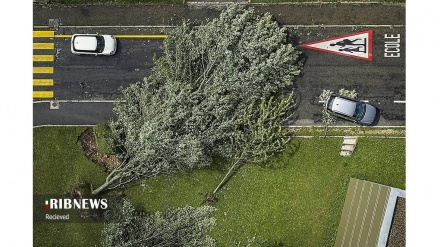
[
  {"left": 33, "top": 67, "right": 54, "bottom": 74},
  {"left": 33, "top": 55, "right": 54, "bottom": 62},
  {"left": 33, "top": 79, "right": 54, "bottom": 86},
  {"left": 33, "top": 43, "right": 54, "bottom": 49},
  {"left": 33, "top": 91, "right": 54, "bottom": 99},
  {"left": 33, "top": 31, "right": 54, "bottom": 38}
]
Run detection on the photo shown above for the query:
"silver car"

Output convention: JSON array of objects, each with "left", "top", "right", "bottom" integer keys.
[
  {"left": 71, "top": 34, "right": 117, "bottom": 56},
  {"left": 325, "top": 94, "right": 377, "bottom": 125}
]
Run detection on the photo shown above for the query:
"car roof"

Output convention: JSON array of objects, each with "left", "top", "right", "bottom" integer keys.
[
  {"left": 331, "top": 97, "right": 357, "bottom": 116},
  {"left": 73, "top": 36, "right": 97, "bottom": 51}
]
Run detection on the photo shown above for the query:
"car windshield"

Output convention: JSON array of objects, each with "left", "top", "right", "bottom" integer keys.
[
  {"left": 327, "top": 97, "right": 335, "bottom": 111},
  {"left": 96, "top": 36, "right": 105, "bottom": 53},
  {"left": 353, "top": 102, "right": 366, "bottom": 121}
]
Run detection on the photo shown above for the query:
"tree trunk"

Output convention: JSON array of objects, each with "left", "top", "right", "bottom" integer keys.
[
  {"left": 92, "top": 173, "right": 122, "bottom": 195},
  {"left": 212, "top": 159, "right": 241, "bottom": 195}
]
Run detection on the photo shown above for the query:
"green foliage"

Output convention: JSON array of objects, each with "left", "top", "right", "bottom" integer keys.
[
  {"left": 98, "top": 4, "right": 304, "bottom": 193},
  {"left": 338, "top": 88, "right": 357, "bottom": 99},
  {"left": 101, "top": 199, "right": 216, "bottom": 247},
  {"left": 229, "top": 91, "right": 296, "bottom": 164}
]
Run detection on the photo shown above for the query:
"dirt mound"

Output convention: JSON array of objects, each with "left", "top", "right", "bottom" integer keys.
[{"left": 80, "top": 127, "right": 120, "bottom": 172}]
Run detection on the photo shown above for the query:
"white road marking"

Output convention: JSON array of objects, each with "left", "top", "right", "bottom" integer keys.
[{"left": 393, "top": 100, "right": 406, "bottom": 103}]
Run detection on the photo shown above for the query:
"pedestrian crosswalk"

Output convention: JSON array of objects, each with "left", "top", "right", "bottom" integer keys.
[
  {"left": 33, "top": 79, "right": 54, "bottom": 86},
  {"left": 33, "top": 30, "right": 55, "bottom": 99},
  {"left": 33, "top": 43, "right": 54, "bottom": 50},
  {"left": 33, "top": 55, "right": 54, "bottom": 62}
]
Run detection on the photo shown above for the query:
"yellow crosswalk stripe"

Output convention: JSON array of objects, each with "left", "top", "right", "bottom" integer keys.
[
  {"left": 33, "top": 91, "right": 54, "bottom": 99},
  {"left": 33, "top": 67, "right": 54, "bottom": 74},
  {"left": 33, "top": 55, "right": 54, "bottom": 62},
  {"left": 33, "top": 31, "right": 54, "bottom": 38},
  {"left": 33, "top": 43, "right": 54, "bottom": 49},
  {"left": 33, "top": 79, "right": 54, "bottom": 86}
]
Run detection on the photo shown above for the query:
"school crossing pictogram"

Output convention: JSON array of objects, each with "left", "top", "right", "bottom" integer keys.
[{"left": 299, "top": 30, "right": 373, "bottom": 61}]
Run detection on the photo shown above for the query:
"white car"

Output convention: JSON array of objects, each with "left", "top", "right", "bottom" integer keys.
[
  {"left": 325, "top": 94, "right": 378, "bottom": 125},
  {"left": 71, "top": 34, "right": 117, "bottom": 56}
]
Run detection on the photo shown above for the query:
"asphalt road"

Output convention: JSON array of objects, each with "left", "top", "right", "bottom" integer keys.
[
  {"left": 33, "top": 101, "right": 116, "bottom": 126},
  {"left": 33, "top": 3, "right": 405, "bottom": 127},
  {"left": 33, "top": 3, "right": 405, "bottom": 26}
]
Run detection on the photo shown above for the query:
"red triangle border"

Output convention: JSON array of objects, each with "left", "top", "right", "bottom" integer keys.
[{"left": 299, "top": 30, "right": 373, "bottom": 62}]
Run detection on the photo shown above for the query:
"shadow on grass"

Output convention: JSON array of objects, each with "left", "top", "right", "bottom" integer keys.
[
  {"left": 204, "top": 156, "right": 230, "bottom": 172},
  {"left": 262, "top": 140, "right": 301, "bottom": 169}
]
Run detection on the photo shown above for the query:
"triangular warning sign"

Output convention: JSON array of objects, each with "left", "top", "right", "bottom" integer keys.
[{"left": 299, "top": 30, "right": 373, "bottom": 61}]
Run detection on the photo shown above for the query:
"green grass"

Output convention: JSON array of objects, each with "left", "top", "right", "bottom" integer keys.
[
  {"left": 33, "top": 223, "right": 104, "bottom": 247},
  {"left": 250, "top": 0, "right": 405, "bottom": 3},
  {"left": 48, "top": 0, "right": 184, "bottom": 4},
  {"left": 93, "top": 124, "right": 114, "bottom": 154},
  {"left": 289, "top": 126, "right": 406, "bottom": 137},
  {"left": 127, "top": 137, "right": 405, "bottom": 246},
  {"left": 34, "top": 127, "right": 405, "bottom": 247},
  {"left": 46, "top": 0, "right": 405, "bottom": 4},
  {"left": 33, "top": 126, "right": 107, "bottom": 247}
]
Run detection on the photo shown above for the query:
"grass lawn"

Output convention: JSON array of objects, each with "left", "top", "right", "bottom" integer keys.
[
  {"left": 46, "top": 0, "right": 405, "bottom": 4},
  {"left": 34, "top": 126, "right": 405, "bottom": 247},
  {"left": 127, "top": 137, "right": 405, "bottom": 246},
  {"left": 289, "top": 126, "right": 405, "bottom": 138},
  {"left": 33, "top": 126, "right": 107, "bottom": 247},
  {"left": 250, "top": 0, "right": 405, "bottom": 3},
  {"left": 48, "top": 0, "right": 184, "bottom": 4}
]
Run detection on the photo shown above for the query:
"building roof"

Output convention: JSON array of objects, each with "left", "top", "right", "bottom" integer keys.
[{"left": 334, "top": 178, "right": 406, "bottom": 247}]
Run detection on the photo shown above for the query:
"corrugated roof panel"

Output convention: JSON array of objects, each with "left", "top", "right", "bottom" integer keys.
[{"left": 334, "top": 178, "right": 391, "bottom": 247}]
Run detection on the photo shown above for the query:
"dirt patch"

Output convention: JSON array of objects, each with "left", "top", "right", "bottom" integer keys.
[
  {"left": 80, "top": 127, "right": 120, "bottom": 172},
  {"left": 386, "top": 197, "right": 405, "bottom": 247}
]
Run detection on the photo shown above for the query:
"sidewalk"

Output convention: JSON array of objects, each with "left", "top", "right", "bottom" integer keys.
[{"left": 33, "top": 2, "right": 405, "bottom": 27}]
